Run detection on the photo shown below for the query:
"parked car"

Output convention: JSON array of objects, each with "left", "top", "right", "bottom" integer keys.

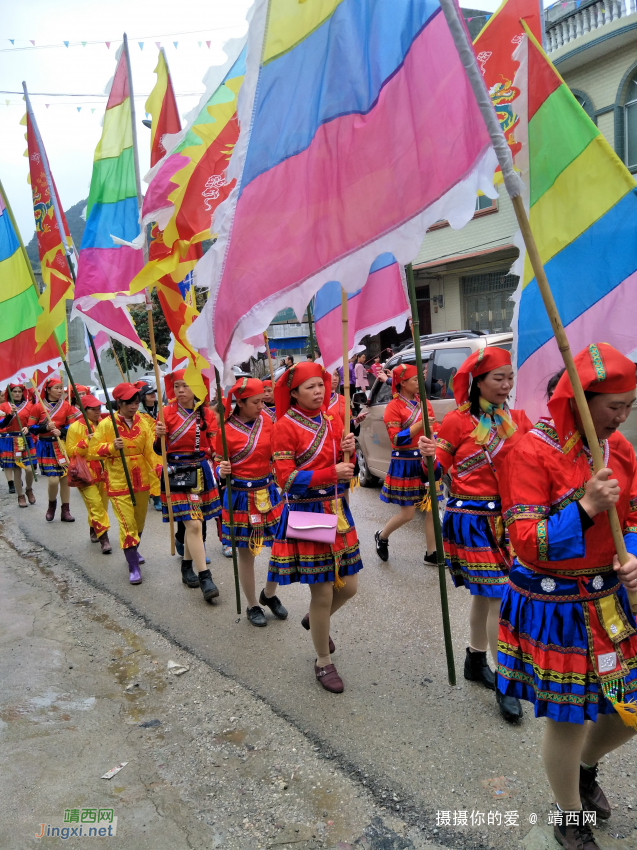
[{"left": 355, "top": 332, "right": 513, "bottom": 486}]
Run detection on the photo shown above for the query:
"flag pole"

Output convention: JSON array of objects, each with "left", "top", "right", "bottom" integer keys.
[
  {"left": 340, "top": 288, "right": 351, "bottom": 462},
  {"left": 122, "top": 346, "right": 131, "bottom": 382},
  {"left": 263, "top": 331, "right": 276, "bottom": 384},
  {"left": 307, "top": 298, "right": 316, "bottom": 360},
  {"left": 215, "top": 367, "right": 242, "bottom": 614},
  {"left": 20, "top": 84, "right": 135, "bottom": 500},
  {"left": 124, "top": 31, "right": 175, "bottom": 552},
  {"left": 406, "top": 264, "right": 456, "bottom": 685},
  {"left": 4, "top": 393, "right": 38, "bottom": 482},
  {"left": 110, "top": 340, "right": 127, "bottom": 382},
  {"left": 439, "top": 0, "right": 637, "bottom": 611}
]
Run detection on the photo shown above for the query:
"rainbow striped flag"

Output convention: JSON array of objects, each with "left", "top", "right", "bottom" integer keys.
[
  {"left": 190, "top": 0, "right": 497, "bottom": 376},
  {"left": 0, "top": 185, "right": 63, "bottom": 386},
  {"left": 314, "top": 255, "right": 409, "bottom": 375},
  {"left": 511, "top": 31, "right": 637, "bottom": 420},
  {"left": 132, "top": 39, "right": 246, "bottom": 292},
  {"left": 75, "top": 46, "right": 143, "bottom": 306}
]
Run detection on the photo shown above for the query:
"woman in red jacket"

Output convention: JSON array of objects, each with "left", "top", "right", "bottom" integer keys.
[
  {"left": 419, "top": 346, "right": 532, "bottom": 722},
  {"left": 155, "top": 370, "right": 221, "bottom": 604},
  {"left": 28, "top": 376, "right": 80, "bottom": 522},
  {"left": 375, "top": 364, "right": 440, "bottom": 564},
  {"left": 498, "top": 344, "right": 637, "bottom": 850},
  {"left": 216, "top": 378, "right": 286, "bottom": 627},
  {"left": 261, "top": 379, "right": 276, "bottom": 422},
  {"left": 269, "top": 362, "right": 361, "bottom": 693},
  {"left": 0, "top": 383, "right": 36, "bottom": 507}
]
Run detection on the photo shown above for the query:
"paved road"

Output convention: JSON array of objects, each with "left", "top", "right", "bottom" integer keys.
[{"left": 4, "top": 480, "right": 637, "bottom": 849}]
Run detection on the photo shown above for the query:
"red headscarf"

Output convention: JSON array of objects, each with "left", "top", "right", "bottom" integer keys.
[
  {"left": 8, "top": 382, "right": 26, "bottom": 394},
  {"left": 549, "top": 343, "right": 637, "bottom": 454},
  {"left": 391, "top": 364, "right": 418, "bottom": 397},
  {"left": 224, "top": 377, "right": 264, "bottom": 419},
  {"left": 262, "top": 379, "right": 272, "bottom": 388},
  {"left": 164, "top": 369, "right": 210, "bottom": 405},
  {"left": 43, "top": 376, "right": 63, "bottom": 391},
  {"left": 274, "top": 362, "right": 330, "bottom": 420},
  {"left": 453, "top": 346, "right": 512, "bottom": 408}
]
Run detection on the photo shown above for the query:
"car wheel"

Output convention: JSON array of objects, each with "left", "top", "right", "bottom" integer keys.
[{"left": 356, "top": 445, "right": 378, "bottom": 488}]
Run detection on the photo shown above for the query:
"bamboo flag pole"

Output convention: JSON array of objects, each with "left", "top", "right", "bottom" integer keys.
[
  {"left": 307, "top": 298, "right": 316, "bottom": 360},
  {"left": 215, "top": 367, "right": 242, "bottom": 614},
  {"left": 19, "top": 85, "right": 136, "bottom": 500},
  {"left": 124, "top": 31, "right": 175, "bottom": 551},
  {"left": 110, "top": 340, "right": 127, "bottom": 382},
  {"left": 340, "top": 288, "right": 351, "bottom": 462},
  {"left": 122, "top": 347, "right": 131, "bottom": 382},
  {"left": 406, "top": 265, "right": 456, "bottom": 685},
  {"left": 439, "top": 0, "right": 637, "bottom": 612},
  {"left": 263, "top": 331, "right": 276, "bottom": 384}
]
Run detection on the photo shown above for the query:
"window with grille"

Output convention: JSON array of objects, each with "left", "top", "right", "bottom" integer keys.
[{"left": 462, "top": 272, "right": 518, "bottom": 334}]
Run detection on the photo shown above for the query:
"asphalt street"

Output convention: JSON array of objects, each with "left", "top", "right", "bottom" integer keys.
[{"left": 3, "top": 479, "right": 637, "bottom": 850}]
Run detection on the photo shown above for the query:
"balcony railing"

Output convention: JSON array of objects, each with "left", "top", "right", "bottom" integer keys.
[{"left": 545, "top": 0, "right": 637, "bottom": 54}]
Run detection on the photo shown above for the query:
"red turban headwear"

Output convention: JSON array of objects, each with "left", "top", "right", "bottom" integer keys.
[
  {"left": 453, "top": 346, "right": 512, "bottom": 407},
  {"left": 274, "top": 362, "right": 330, "bottom": 420},
  {"left": 8, "top": 382, "right": 26, "bottom": 394},
  {"left": 164, "top": 369, "right": 210, "bottom": 405},
  {"left": 262, "top": 379, "right": 272, "bottom": 388},
  {"left": 548, "top": 343, "right": 637, "bottom": 454},
  {"left": 391, "top": 364, "right": 418, "bottom": 396},
  {"left": 43, "top": 375, "right": 63, "bottom": 391},
  {"left": 224, "top": 377, "right": 264, "bottom": 419}
]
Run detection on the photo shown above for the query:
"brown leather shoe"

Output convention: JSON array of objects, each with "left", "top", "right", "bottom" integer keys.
[
  {"left": 26, "top": 488, "right": 36, "bottom": 505},
  {"left": 45, "top": 499, "right": 57, "bottom": 522},
  {"left": 315, "top": 662, "right": 344, "bottom": 693},
  {"left": 579, "top": 763, "right": 611, "bottom": 820},
  {"left": 99, "top": 532, "right": 112, "bottom": 555},
  {"left": 60, "top": 503, "right": 75, "bottom": 522},
  {"left": 302, "top": 613, "right": 336, "bottom": 653},
  {"left": 554, "top": 811, "right": 600, "bottom": 850},
  {"left": 17, "top": 495, "right": 27, "bottom": 508},
  {"left": 90, "top": 527, "right": 98, "bottom": 543}
]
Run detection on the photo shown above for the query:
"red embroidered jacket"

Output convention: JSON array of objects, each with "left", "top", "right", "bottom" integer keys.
[
  {"left": 215, "top": 411, "right": 274, "bottom": 480},
  {"left": 272, "top": 406, "right": 344, "bottom": 495},
  {"left": 384, "top": 395, "right": 438, "bottom": 451},
  {"left": 161, "top": 403, "right": 216, "bottom": 457},
  {"left": 435, "top": 406, "right": 531, "bottom": 497},
  {"left": 28, "top": 399, "right": 79, "bottom": 433},
  {"left": 501, "top": 418, "right": 637, "bottom": 573},
  {"left": 327, "top": 392, "right": 346, "bottom": 422},
  {"left": 0, "top": 399, "right": 33, "bottom": 431}
]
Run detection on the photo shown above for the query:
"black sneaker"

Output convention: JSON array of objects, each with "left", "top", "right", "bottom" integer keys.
[
  {"left": 246, "top": 606, "right": 267, "bottom": 627},
  {"left": 424, "top": 551, "right": 438, "bottom": 565},
  {"left": 496, "top": 688, "right": 523, "bottom": 722},
  {"left": 375, "top": 530, "right": 389, "bottom": 561},
  {"left": 8, "top": 480, "right": 15, "bottom": 494},
  {"left": 259, "top": 589, "right": 288, "bottom": 619},
  {"left": 464, "top": 647, "right": 495, "bottom": 689}
]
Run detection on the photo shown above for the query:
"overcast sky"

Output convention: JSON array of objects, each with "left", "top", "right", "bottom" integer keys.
[{"left": 0, "top": 0, "right": 536, "bottom": 241}]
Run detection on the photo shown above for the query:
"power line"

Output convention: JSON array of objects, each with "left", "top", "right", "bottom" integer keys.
[
  {"left": 1, "top": 24, "right": 245, "bottom": 52},
  {"left": 0, "top": 90, "right": 204, "bottom": 98}
]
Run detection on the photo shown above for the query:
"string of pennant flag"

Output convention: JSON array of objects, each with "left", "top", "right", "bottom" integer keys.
[{"left": 1, "top": 25, "right": 243, "bottom": 52}]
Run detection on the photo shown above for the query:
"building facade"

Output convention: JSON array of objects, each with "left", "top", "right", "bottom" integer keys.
[{"left": 405, "top": 0, "right": 637, "bottom": 343}]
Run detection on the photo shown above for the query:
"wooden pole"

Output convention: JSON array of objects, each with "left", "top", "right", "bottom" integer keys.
[
  {"left": 406, "top": 264, "right": 456, "bottom": 685},
  {"left": 511, "top": 195, "right": 636, "bottom": 611},
  {"left": 435, "top": 1, "right": 637, "bottom": 612},
  {"left": 215, "top": 367, "right": 242, "bottom": 614},
  {"left": 110, "top": 340, "right": 127, "bottom": 382},
  {"left": 124, "top": 31, "right": 175, "bottom": 553},
  {"left": 263, "top": 331, "right": 276, "bottom": 384},
  {"left": 340, "top": 288, "right": 351, "bottom": 462},
  {"left": 122, "top": 346, "right": 131, "bottom": 382},
  {"left": 307, "top": 298, "right": 316, "bottom": 360}
]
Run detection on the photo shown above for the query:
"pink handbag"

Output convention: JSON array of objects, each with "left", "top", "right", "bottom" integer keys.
[
  {"left": 285, "top": 423, "right": 339, "bottom": 544},
  {"left": 285, "top": 508, "right": 338, "bottom": 544}
]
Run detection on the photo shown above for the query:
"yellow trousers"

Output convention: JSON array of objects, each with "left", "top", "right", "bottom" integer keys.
[
  {"left": 78, "top": 482, "right": 110, "bottom": 537},
  {"left": 149, "top": 466, "right": 161, "bottom": 498},
  {"left": 110, "top": 491, "right": 150, "bottom": 549}
]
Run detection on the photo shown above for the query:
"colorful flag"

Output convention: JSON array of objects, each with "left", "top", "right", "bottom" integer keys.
[
  {"left": 314, "top": 254, "right": 410, "bottom": 375},
  {"left": 145, "top": 49, "right": 180, "bottom": 168},
  {"left": 511, "top": 30, "right": 637, "bottom": 421},
  {"left": 74, "top": 45, "right": 144, "bottom": 307},
  {"left": 131, "top": 38, "right": 246, "bottom": 292},
  {"left": 0, "top": 185, "right": 63, "bottom": 386},
  {"left": 472, "top": 0, "right": 542, "bottom": 166},
  {"left": 22, "top": 107, "right": 74, "bottom": 350},
  {"left": 72, "top": 44, "right": 149, "bottom": 359},
  {"left": 190, "top": 0, "right": 497, "bottom": 376}
]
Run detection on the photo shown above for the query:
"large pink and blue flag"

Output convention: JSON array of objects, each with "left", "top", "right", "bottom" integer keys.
[
  {"left": 314, "top": 254, "right": 409, "bottom": 374},
  {"left": 191, "top": 0, "right": 497, "bottom": 376}
]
